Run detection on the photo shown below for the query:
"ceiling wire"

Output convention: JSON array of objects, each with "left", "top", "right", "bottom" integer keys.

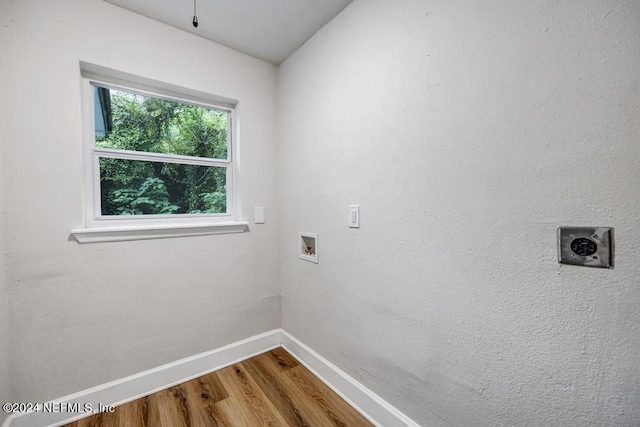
[{"left": 192, "top": 0, "right": 199, "bottom": 27}]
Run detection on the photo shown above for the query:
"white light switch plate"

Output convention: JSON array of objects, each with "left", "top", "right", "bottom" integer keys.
[
  {"left": 254, "top": 207, "right": 265, "bottom": 224},
  {"left": 348, "top": 205, "right": 360, "bottom": 228}
]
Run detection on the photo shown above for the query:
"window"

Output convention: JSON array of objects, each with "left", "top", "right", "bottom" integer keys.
[
  {"left": 93, "top": 85, "right": 230, "bottom": 216},
  {"left": 72, "top": 63, "right": 246, "bottom": 243}
]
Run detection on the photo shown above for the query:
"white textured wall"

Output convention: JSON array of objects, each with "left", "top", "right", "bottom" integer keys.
[
  {"left": 0, "top": 128, "right": 8, "bottom": 424},
  {"left": 0, "top": 0, "right": 279, "bottom": 403},
  {"left": 0, "top": 290, "right": 6, "bottom": 425},
  {"left": 278, "top": 0, "right": 640, "bottom": 425}
]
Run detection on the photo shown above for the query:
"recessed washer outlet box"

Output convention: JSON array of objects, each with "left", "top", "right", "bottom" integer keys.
[
  {"left": 557, "top": 226, "right": 614, "bottom": 269},
  {"left": 299, "top": 232, "right": 318, "bottom": 264}
]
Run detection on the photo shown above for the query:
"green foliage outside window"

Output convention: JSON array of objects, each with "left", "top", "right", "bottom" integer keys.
[{"left": 95, "top": 87, "right": 229, "bottom": 216}]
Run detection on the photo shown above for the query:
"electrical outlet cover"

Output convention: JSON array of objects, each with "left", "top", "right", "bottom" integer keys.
[
  {"left": 557, "top": 226, "right": 614, "bottom": 268},
  {"left": 348, "top": 205, "right": 360, "bottom": 228}
]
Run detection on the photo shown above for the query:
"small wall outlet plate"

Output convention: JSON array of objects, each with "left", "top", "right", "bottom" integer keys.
[
  {"left": 348, "top": 205, "right": 360, "bottom": 228},
  {"left": 557, "top": 226, "right": 614, "bottom": 268},
  {"left": 254, "top": 207, "right": 265, "bottom": 224},
  {"left": 299, "top": 232, "right": 318, "bottom": 264}
]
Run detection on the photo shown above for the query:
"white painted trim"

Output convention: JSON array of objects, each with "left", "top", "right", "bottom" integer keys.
[
  {"left": 80, "top": 62, "right": 238, "bottom": 110},
  {"left": 78, "top": 62, "right": 243, "bottom": 235},
  {"left": 70, "top": 221, "right": 248, "bottom": 243},
  {"left": 2, "top": 330, "right": 420, "bottom": 427},
  {"left": 93, "top": 147, "right": 231, "bottom": 167},
  {"left": 281, "top": 331, "right": 421, "bottom": 427},
  {"left": 3, "top": 330, "right": 281, "bottom": 427}
]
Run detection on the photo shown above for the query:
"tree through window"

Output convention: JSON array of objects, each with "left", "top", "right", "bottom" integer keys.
[{"left": 92, "top": 85, "right": 231, "bottom": 217}]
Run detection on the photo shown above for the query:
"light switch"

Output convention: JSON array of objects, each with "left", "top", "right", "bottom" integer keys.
[
  {"left": 254, "top": 207, "right": 265, "bottom": 224},
  {"left": 348, "top": 205, "right": 360, "bottom": 228}
]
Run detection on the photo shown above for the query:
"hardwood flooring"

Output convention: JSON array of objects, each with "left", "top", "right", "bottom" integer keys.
[{"left": 63, "top": 348, "right": 373, "bottom": 427}]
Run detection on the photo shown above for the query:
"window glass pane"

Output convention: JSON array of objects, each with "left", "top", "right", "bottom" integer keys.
[
  {"left": 99, "top": 158, "right": 227, "bottom": 215},
  {"left": 94, "top": 85, "right": 228, "bottom": 160}
]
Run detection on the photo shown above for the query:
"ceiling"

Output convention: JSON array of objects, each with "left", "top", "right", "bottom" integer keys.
[{"left": 104, "top": 0, "right": 353, "bottom": 65}]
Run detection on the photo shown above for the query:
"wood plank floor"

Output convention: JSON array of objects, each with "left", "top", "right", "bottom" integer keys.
[{"left": 63, "top": 347, "right": 373, "bottom": 427}]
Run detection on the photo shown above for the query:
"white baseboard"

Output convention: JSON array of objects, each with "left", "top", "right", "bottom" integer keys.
[
  {"left": 3, "top": 330, "right": 281, "bottom": 427},
  {"left": 3, "top": 329, "right": 419, "bottom": 427},
  {"left": 281, "top": 331, "right": 421, "bottom": 427}
]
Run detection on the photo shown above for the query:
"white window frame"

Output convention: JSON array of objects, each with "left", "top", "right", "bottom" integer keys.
[{"left": 71, "top": 63, "right": 247, "bottom": 243}]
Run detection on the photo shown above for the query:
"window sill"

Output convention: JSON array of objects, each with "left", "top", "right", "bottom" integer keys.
[{"left": 71, "top": 221, "right": 248, "bottom": 244}]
